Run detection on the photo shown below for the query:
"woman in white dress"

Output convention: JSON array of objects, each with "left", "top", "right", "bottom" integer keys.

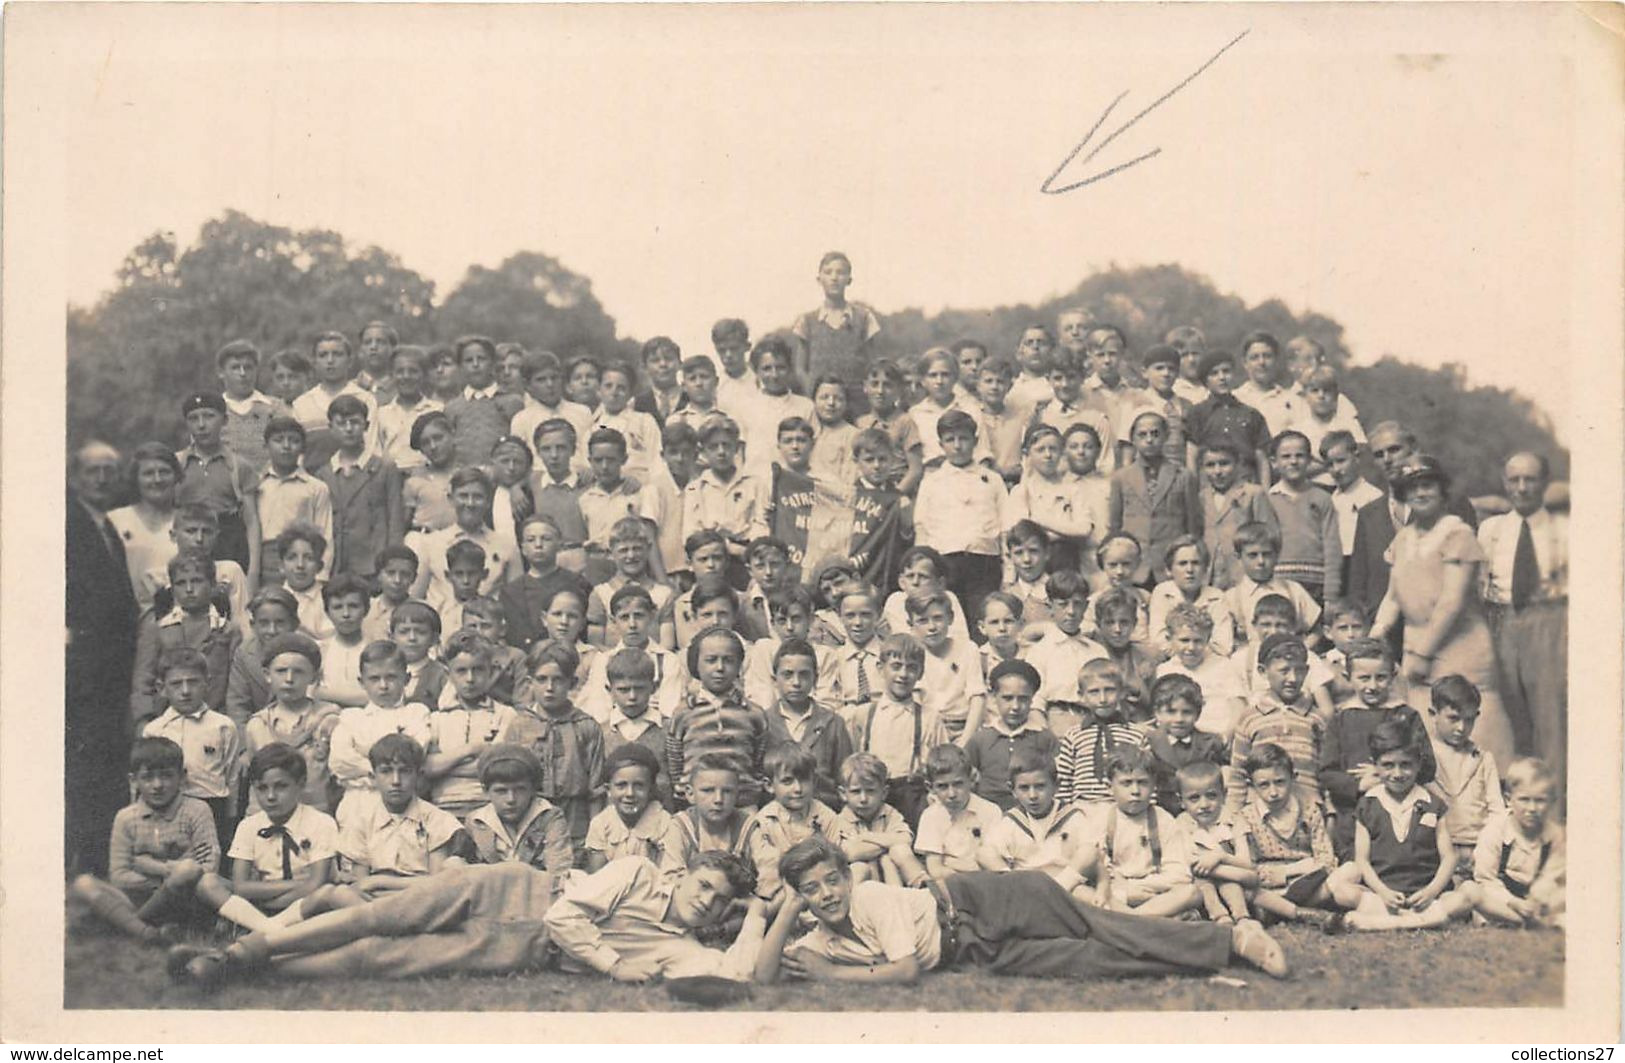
[
  {"left": 105, "top": 441, "right": 181, "bottom": 614},
  {"left": 1369, "top": 456, "right": 1514, "bottom": 769}
]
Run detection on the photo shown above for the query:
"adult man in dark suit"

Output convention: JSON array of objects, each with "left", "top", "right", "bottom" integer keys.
[
  {"left": 65, "top": 441, "right": 140, "bottom": 876},
  {"left": 1346, "top": 421, "right": 1479, "bottom": 617}
]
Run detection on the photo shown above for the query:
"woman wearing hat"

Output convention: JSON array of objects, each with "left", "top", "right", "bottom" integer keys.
[{"left": 1368, "top": 455, "right": 1514, "bottom": 768}]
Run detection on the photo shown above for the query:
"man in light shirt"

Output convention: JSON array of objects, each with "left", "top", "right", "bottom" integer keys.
[
  {"left": 1477, "top": 452, "right": 1568, "bottom": 781},
  {"left": 168, "top": 853, "right": 766, "bottom": 986}
]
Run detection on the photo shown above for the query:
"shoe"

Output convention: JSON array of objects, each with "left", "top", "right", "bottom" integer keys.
[
  {"left": 165, "top": 945, "right": 229, "bottom": 991},
  {"left": 181, "top": 951, "right": 231, "bottom": 993},
  {"left": 165, "top": 943, "right": 216, "bottom": 980},
  {"left": 1318, "top": 912, "right": 1347, "bottom": 936},
  {"left": 1232, "top": 919, "right": 1289, "bottom": 979}
]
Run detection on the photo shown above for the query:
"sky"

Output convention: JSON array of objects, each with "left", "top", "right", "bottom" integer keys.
[{"left": 53, "top": 3, "right": 1582, "bottom": 433}]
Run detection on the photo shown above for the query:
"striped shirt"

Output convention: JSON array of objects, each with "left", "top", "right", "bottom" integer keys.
[
  {"left": 664, "top": 689, "right": 769, "bottom": 803},
  {"left": 1228, "top": 693, "right": 1330, "bottom": 812},
  {"left": 1056, "top": 720, "right": 1148, "bottom": 805}
]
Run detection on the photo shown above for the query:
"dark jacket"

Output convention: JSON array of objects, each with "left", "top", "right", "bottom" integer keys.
[{"left": 763, "top": 701, "right": 854, "bottom": 810}]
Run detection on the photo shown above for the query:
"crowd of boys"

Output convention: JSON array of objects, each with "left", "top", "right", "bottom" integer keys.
[{"left": 65, "top": 251, "right": 1568, "bottom": 994}]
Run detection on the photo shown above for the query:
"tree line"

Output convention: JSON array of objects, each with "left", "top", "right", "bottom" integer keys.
[{"left": 68, "top": 210, "right": 1566, "bottom": 499}]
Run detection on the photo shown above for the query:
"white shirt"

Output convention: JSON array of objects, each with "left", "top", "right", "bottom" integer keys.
[
  {"left": 143, "top": 707, "right": 241, "bottom": 800},
  {"left": 376, "top": 395, "right": 444, "bottom": 472},
  {"left": 914, "top": 795, "right": 1004, "bottom": 870},
  {"left": 789, "top": 880, "right": 942, "bottom": 971},
  {"left": 881, "top": 590, "right": 971, "bottom": 645},
  {"left": 1231, "top": 381, "right": 1297, "bottom": 437},
  {"left": 1021, "top": 625, "right": 1109, "bottom": 713},
  {"left": 292, "top": 383, "right": 381, "bottom": 449},
  {"left": 715, "top": 370, "right": 760, "bottom": 418},
  {"left": 585, "top": 408, "right": 663, "bottom": 484},
  {"left": 682, "top": 467, "right": 769, "bottom": 545},
  {"left": 1083, "top": 377, "right": 1151, "bottom": 445},
  {"left": 229, "top": 804, "right": 339, "bottom": 879},
  {"left": 318, "top": 633, "right": 369, "bottom": 704},
  {"left": 578, "top": 642, "right": 685, "bottom": 725},
  {"left": 738, "top": 391, "right": 815, "bottom": 475},
  {"left": 915, "top": 461, "right": 1009, "bottom": 556},
  {"left": 985, "top": 803, "right": 1092, "bottom": 879},
  {"left": 326, "top": 701, "right": 435, "bottom": 793},
  {"left": 856, "top": 695, "right": 946, "bottom": 778},
  {"left": 1287, "top": 394, "right": 1365, "bottom": 458},
  {"left": 511, "top": 399, "right": 594, "bottom": 473},
  {"left": 336, "top": 792, "right": 463, "bottom": 874},
  {"left": 1331, "top": 479, "right": 1385, "bottom": 560},
  {"left": 1172, "top": 378, "right": 1209, "bottom": 405},
  {"left": 908, "top": 397, "right": 971, "bottom": 464},
  {"left": 1005, "top": 472, "right": 1098, "bottom": 540},
  {"left": 1147, "top": 581, "right": 1236, "bottom": 658},
  {"left": 578, "top": 479, "right": 657, "bottom": 549},
  {"left": 1477, "top": 508, "right": 1568, "bottom": 605},
  {"left": 408, "top": 523, "right": 519, "bottom": 604},
  {"left": 918, "top": 637, "right": 988, "bottom": 735},
  {"left": 1157, "top": 654, "right": 1248, "bottom": 742}
]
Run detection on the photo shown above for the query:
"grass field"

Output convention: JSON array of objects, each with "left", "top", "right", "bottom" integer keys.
[{"left": 65, "top": 920, "right": 1563, "bottom": 1014}]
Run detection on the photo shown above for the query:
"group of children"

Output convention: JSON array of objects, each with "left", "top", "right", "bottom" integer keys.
[{"left": 71, "top": 253, "right": 1565, "bottom": 993}]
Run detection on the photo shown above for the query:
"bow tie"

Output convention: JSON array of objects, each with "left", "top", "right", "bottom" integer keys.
[{"left": 257, "top": 823, "right": 301, "bottom": 879}]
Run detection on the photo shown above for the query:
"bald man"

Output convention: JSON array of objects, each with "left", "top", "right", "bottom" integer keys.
[
  {"left": 66, "top": 441, "right": 141, "bottom": 875},
  {"left": 1477, "top": 452, "right": 1568, "bottom": 788}
]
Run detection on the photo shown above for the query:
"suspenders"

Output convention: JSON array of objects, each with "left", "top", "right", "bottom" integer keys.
[
  {"left": 1104, "top": 804, "right": 1163, "bottom": 871},
  {"left": 1497, "top": 837, "right": 1553, "bottom": 900},
  {"left": 863, "top": 700, "right": 924, "bottom": 776}
]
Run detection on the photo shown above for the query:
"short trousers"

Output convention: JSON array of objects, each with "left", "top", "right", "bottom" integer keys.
[{"left": 1282, "top": 868, "right": 1330, "bottom": 907}]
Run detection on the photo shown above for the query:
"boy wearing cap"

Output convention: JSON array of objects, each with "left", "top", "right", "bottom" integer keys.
[
  {"left": 1186, "top": 352, "right": 1271, "bottom": 487},
  {"left": 177, "top": 391, "right": 263, "bottom": 581},
  {"left": 1227, "top": 633, "right": 1332, "bottom": 815},
  {"left": 464, "top": 744, "right": 575, "bottom": 875}
]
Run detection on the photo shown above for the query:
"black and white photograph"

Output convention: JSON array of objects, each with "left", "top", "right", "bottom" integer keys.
[{"left": 3, "top": 0, "right": 1621, "bottom": 1045}]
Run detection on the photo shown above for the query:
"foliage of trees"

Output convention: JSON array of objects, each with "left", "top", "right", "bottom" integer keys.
[{"left": 68, "top": 213, "right": 1564, "bottom": 498}]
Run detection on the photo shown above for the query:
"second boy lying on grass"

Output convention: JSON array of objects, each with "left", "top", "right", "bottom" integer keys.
[{"left": 756, "top": 836, "right": 1288, "bottom": 985}]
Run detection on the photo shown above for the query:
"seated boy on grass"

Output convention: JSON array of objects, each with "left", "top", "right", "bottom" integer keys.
[
  {"left": 464, "top": 743, "right": 574, "bottom": 875},
  {"left": 755, "top": 836, "right": 1287, "bottom": 985},
  {"left": 72, "top": 737, "right": 275, "bottom": 943},
  {"left": 833, "top": 753, "right": 930, "bottom": 887},
  {"left": 583, "top": 744, "right": 676, "bottom": 872},
  {"left": 321, "top": 734, "right": 465, "bottom": 910}
]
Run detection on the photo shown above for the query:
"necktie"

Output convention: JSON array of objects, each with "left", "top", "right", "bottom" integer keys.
[
  {"left": 1511, "top": 518, "right": 1539, "bottom": 609},
  {"left": 1094, "top": 725, "right": 1110, "bottom": 781},
  {"left": 257, "top": 824, "right": 298, "bottom": 879},
  {"left": 854, "top": 652, "right": 872, "bottom": 702}
]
